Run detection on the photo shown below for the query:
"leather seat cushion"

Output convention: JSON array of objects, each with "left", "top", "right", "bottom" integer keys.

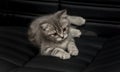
[
  {"left": 0, "top": 26, "right": 106, "bottom": 72},
  {"left": 84, "top": 35, "right": 120, "bottom": 72},
  {"left": 0, "top": 27, "right": 38, "bottom": 66},
  {"left": 25, "top": 36, "right": 106, "bottom": 72}
]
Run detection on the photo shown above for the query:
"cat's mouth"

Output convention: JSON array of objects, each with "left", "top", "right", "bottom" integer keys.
[
  {"left": 56, "top": 35, "right": 68, "bottom": 42},
  {"left": 48, "top": 34, "right": 68, "bottom": 42}
]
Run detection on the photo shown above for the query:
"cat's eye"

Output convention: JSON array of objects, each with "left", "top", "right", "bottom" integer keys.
[
  {"left": 63, "top": 16, "right": 67, "bottom": 19},
  {"left": 53, "top": 33, "right": 57, "bottom": 36},
  {"left": 63, "top": 28, "right": 67, "bottom": 31},
  {"left": 63, "top": 28, "right": 66, "bottom": 31}
]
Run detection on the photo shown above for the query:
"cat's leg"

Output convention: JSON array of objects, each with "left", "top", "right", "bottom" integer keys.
[
  {"left": 68, "top": 15, "right": 86, "bottom": 26},
  {"left": 67, "top": 40, "right": 79, "bottom": 56},
  {"left": 41, "top": 47, "right": 71, "bottom": 59},
  {"left": 70, "top": 27, "right": 82, "bottom": 37}
]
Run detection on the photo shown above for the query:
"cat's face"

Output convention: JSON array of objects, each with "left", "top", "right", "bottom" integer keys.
[{"left": 40, "top": 10, "right": 70, "bottom": 42}]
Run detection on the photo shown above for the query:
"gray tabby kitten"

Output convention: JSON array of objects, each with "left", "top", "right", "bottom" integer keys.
[{"left": 28, "top": 10, "right": 85, "bottom": 59}]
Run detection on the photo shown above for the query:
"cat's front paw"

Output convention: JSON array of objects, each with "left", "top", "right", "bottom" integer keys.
[
  {"left": 69, "top": 48, "right": 79, "bottom": 56},
  {"left": 75, "top": 30, "right": 81, "bottom": 37},
  {"left": 51, "top": 48, "right": 71, "bottom": 60},
  {"left": 72, "top": 29, "right": 81, "bottom": 37},
  {"left": 58, "top": 51, "right": 71, "bottom": 60},
  {"left": 68, "top": 43, "right": 79, "bottom": 56}
]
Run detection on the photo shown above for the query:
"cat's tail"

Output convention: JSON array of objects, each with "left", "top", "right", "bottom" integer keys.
[{"left": 68, "top": 15, "right": 86, "bottom": 26}]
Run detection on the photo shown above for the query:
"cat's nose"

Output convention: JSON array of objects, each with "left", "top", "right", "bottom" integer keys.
[
  {"left": 61, "top": 36, "right": 64, "bottom": 39},
  {"left": 60, "top": 34, "right": 64, "bottom": 38}
]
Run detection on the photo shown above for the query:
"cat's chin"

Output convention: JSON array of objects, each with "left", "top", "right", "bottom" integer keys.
[
  {"left": 56, "top": 38, "right": 62, "bottom": 41},
  {"left": 49, "top": 38, "right": 64, "bottom": 43},
  {"left": 55, "top": 40, "right": 64, "bottom": 43}
]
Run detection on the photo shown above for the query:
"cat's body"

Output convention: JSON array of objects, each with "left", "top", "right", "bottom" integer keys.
[{"left": 28, "top": 10, "right": 85, "bottom": 59}]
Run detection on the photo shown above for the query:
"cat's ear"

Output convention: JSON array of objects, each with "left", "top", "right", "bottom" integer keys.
[
  {"left": 54, "top": 9, "right": 67, "bottom": 18},
  {"left": 40, "top": 23, "right": 48, "bottom": 30}
]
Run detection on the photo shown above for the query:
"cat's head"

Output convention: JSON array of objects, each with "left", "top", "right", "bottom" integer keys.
[{"left": 40, "top": 9, "right": 70, "bottom": 42}]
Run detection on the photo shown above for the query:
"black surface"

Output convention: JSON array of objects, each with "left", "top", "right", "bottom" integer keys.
[
  {"left": 84, "top": 35, "right": 120, "bottom": 72},
  {"left": 0, "top": 27, "right": 106, "bottom": 72},
  {"left": 0, "top": 0, "right": 120, "bottom": 72}
]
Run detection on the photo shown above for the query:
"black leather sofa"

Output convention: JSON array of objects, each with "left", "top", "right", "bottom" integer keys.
[{"left": 0, "top": 0, "right": 120, "bottom": 72}]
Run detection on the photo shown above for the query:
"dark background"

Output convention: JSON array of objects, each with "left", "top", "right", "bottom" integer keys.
[
  {"left": 0, "top": 0, "right": 120, "bottom": 72},
  {"left": 0, "top": 0, "right": 120, "bottom": 38}
]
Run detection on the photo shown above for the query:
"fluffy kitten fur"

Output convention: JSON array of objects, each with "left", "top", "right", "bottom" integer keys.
[{"left": 28, "top": 10, "right": 86, "bottom": 59}]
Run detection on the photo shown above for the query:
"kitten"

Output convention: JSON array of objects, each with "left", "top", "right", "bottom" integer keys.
[{"left": 28, "top": 10, "right": 86, "bottom": 59}]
